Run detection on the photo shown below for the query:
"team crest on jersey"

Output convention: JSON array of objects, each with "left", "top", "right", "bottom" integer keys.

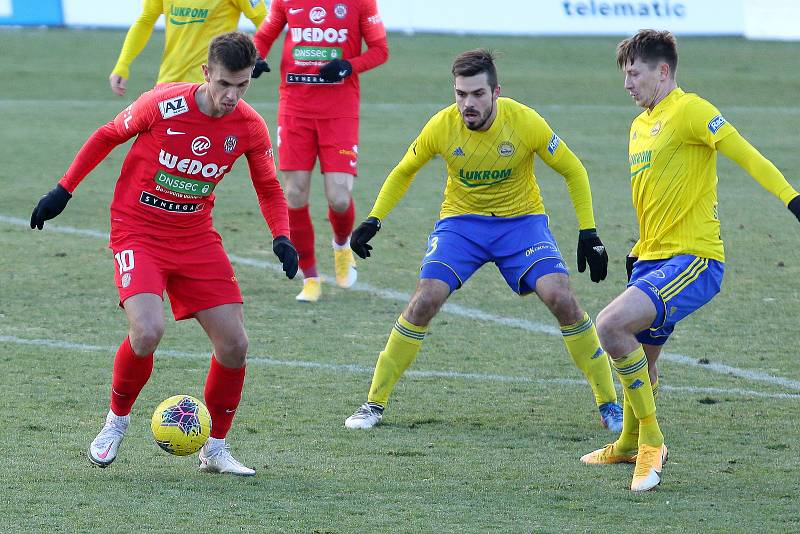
[
  {"left": 631, "top": 130, "right": 638, "bottom": 141},
  {"left": 708, "top": 114, "right": 727, "bottom": 134},
  {"left": 334, "top": 3, "right": 347, "bottom": 18},
  {"left": 309, "top": 6, "right": 326, "bottom": 23},
  {"left": 650, "top": 121, "right": 662, "bottom": 137},
  {"left": 249, "top": 0, "right": 259, "bottom": 6},
  {"left": 158, "top": 96, "right": 189, "bottom": 119},
  {"left": 224, "top": 135, "right": 238, "bottom": 153},
  {"left": 497, "top": 141, "right": 515, "bottom": 157},
  {"left": 547, "top": 134, "right": 561, "bottom": 155}
]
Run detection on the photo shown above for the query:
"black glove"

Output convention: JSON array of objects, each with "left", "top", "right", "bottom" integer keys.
[
  {"left": 626, "top": 255, "right": 638, "bottom": 283},
  {"left": 252, "top": 58, "right": 270, "bottom": 79},
  {"left": 272, "top": 235, "right": 298, "bottom": 279},
  {"left": 576, "top": 228, "right": 608, "bottom": 283},
  {"left": 788, "top": 195, "right": 800, "bottom": 223},
  {"left": 350, "top": 217, "right": 381, "bottom": 259},
  {"left": 30, "top": 184, "right": 72, "bottom": 230},
  {"left": 318, "top": 59, "right": 352, "bottom": 82}
]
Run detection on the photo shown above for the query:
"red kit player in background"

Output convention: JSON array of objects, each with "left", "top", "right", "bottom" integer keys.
[
  {"left": 255, "top": 0, "right": 389, "bottom": 302},
  {"left": 29, "top": 33, "right": 299, "bottom": 476}
]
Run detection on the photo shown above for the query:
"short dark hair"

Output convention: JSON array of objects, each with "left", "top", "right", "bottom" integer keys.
[
  {"left": 616, "top": 29, "right": 678, "bottom": 76},
  {"left": 452, "top": 48, "right": 498, "bottom": 90},
  {"left": 208, "top": 32, "right": 258, "bottom": 71}
]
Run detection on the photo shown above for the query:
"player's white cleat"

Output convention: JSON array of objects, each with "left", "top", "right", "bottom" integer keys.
[
  {"left": 344, "top": 402, "right": 383, "bottom": 429},
  {"left": 333, "top": 239, "right": 358, "bottom": 289},
  {"left": 198, "top": 438, "right": 255, "bottom": 477},
  {"left": 295, "top": 277, "right": 322, "bottom": 302},
  {"left": 630, "top": 443, "right": 668, "bottom": 491},
  {"left": 88, "top": 410, "right": 129, "bottom": 467}
]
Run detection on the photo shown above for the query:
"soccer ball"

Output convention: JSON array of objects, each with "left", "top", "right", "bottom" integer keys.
[{"left": 150, "top": 395, "right": 212, "bottom": 456}]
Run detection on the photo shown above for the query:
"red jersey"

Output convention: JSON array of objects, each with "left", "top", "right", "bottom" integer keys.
[
  {"left": 59, "top": 83, "right": 289, "bottom": 240},
  {"left": 254, "top": 0, "right": 388, "bottom": 119}
]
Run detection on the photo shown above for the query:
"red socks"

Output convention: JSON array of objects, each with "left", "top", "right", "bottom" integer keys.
[
  {"left": 329, "top": 198, "right": 355, "bottom": 246},
  {"left": 289, "top": 199, "right": 355, "bottom": 275},
  {"left": 110, "top": 337, "right": 153, "bottom": 416},
  {"left": 204, "top": 355, "right": 246, "bottom": 439},
  {"left": 288, "top": 204, "right": 317, "bottom": 277}
]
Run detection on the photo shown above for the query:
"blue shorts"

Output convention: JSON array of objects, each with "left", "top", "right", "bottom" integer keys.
[
  {"left": 629, "top": 255, "right": 724, "bottom": 345},
  {"left": 419, "top": 214, "right": 569, "bottom": 294}
]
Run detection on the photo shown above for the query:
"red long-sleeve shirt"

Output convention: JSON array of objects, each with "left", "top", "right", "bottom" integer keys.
[
  {"left": 254, "top": 0, "right": 388, "bottom": 119},
  {"left": 59, "top": 83, "right": 289, "bottom": 240}
]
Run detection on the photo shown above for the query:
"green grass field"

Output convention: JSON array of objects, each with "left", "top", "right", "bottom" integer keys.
[{"left": 1, "top": 28, "right": 799, "bottom": 532}]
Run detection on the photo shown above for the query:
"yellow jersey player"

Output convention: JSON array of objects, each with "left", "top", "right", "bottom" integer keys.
[
  {"left": 109, "top": 0, "right": 268, "bottom": 96},
  {"left": 580, "top": 29, "right": 800, "bottom": 492},
  {"left": 343, "top": 49, "right": 623, "bottom": 432}
]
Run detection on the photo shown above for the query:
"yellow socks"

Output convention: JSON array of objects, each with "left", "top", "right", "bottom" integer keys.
[
  {"left": 610, "top": 347, "right": 663, "bottom": 448},
  {"left": 367, "top": 315, "right": 427, "bottom": 407},
  {"left": 561, "top": 313, "right": 617, "bottom": 406}
]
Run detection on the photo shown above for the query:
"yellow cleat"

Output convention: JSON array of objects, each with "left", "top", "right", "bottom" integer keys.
[
  {"left": 580, "top": 443, "right": 637, "bottom": 465},
  {"left": 630, "top": 443, "right": 668, "bottom": 492},
  {"left": 333, "top": 244, "right": 357, "bottom": 288},
  {"left": 295, "top": 277, "right": 322, "bottom": 302}
]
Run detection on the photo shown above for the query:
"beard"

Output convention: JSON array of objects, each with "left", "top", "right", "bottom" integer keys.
[{"left": 462, "top": 100, "right": 494, "bottom": 131}]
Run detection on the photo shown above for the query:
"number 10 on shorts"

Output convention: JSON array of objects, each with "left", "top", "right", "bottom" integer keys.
[{"left": 115, "top": 250, "right": 135, "bottom": 274}]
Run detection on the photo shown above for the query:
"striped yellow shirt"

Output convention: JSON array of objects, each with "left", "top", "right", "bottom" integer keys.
[{"left": 628, "top": 87, "right": 739, "bottom": 261}]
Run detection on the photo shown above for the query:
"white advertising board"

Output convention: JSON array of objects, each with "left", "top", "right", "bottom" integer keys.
[
  {"left": 59, "top": 0, "right": 743, "bottom": 36},
  {"left": 380, "top": 0, "right": 744, "bottom": 36},
  {"left": 743, "top": 0, "right": 800, "bottom": 40}
]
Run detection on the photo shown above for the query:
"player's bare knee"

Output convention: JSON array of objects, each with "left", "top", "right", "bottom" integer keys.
[
  {"left": 328, "top": 194, "right": 351, "bottom": 213},
  {"left": 129, "top": 321, "right": 164, "bottom": 355},
  {"left": 595, "top": 309, "right": 625, "bottom": 353},
  {"left": 541, "top": 288, "right": 582, "bottom": 325},
  {"left": 285, "top": 185, "right": 309, "bottom": 208},
  {"left": 405, "top": 292, "right": 443, "bottom": 326},
  {"left": 215, "top": 334, "right": 248, "bottom": 367}
]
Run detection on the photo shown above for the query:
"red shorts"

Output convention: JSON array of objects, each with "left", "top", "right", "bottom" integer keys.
[
  {"left": 109, "top": 230, "right": 242, "bottom": 320},
  {"left": 276, "top": 115, "right": 359, "bottom": 174}
]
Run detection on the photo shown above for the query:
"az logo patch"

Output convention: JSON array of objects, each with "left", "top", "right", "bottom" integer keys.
[{"left": 158, "top": 96, "right": 189, "bottom": 119}]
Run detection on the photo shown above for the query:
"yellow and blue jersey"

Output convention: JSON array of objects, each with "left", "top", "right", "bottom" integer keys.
[{"left": 628, "top": 87, "right": 737, "bottom": 262}]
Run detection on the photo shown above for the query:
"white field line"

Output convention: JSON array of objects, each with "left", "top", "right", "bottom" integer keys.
[
  {"left": 0, "top": 100, "right": 799, "bottom": 115},
  {"left": 2, "top": 335, "right": 799, "bottom": 400},
  {"left": 6, "top": 214, "right": 800, "bottom": 393}
]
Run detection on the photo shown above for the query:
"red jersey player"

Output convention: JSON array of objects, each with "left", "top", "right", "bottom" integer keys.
[
  {"left": 29, "top": 33, "right": 298, "bottom": 476},
  {"left": 254, "top": 0, "right": 389, "bottom": 302}
]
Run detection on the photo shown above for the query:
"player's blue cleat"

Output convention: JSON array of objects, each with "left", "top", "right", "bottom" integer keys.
[{"left": 598, "top": 401, "right": 624, "bottom": 432}]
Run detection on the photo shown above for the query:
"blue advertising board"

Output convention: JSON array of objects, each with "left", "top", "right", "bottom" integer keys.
[{"left": 0, "top": 0, "right": 63, "bottom": 26}]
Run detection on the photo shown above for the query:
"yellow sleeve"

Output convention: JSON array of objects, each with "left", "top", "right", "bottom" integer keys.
[
  {"left": 545, "top": 142, "right": 596, "bottom": 230},
  {"left": 526, "top": 108, "right": 596, "bottom": 230},
  {"left": 110, "top": 0, "right": 163, "bottom": 79},
  {"left": 368, "top": 120, "right": 438, "bottom": 221},
  {"left": 234, "top": 0, "right": 267, "bottom": 26},
  {"left": 717, "top": 131, "right": 799, "bottom": 205}
]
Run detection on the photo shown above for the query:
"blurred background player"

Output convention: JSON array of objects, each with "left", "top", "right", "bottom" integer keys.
[
  {"left": 109, "top": 0, "right": 269, "bottom": 96},
  {"left": 254, "top": 0, "right": 389, "bottom": 302},
  {"left": 31, "top": 33, "right": 299, "bottom": 476},
  {"left": 580, "top": 29, "right": 800, "bottom": 492},
  {"left": 343, "top": 49, "right": 622, "bottom": 432}
]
